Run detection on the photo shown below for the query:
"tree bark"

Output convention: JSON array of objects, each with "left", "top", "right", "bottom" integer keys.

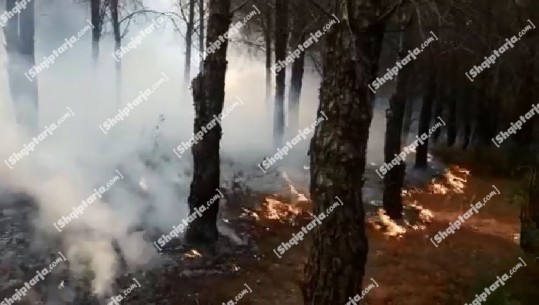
[
  {"left": 4, "top": 0, "right": 38, "bottom": 131},
  {"left": 520, "top": 162, "right": 539, "bottom": 254},
  {"left": 264, "top": 2, "right": 272, "bottom": 105},
  {"left": 302, "top": 0, "right": 387, "bottom": 303},
  {"left": 186, "top": 0, "right": 232, "bottom": 245},
  {"left": 198, "top": 0, "right": 205, "bottom": 72},
  {"left": 287, "top": 1, "right": 306, "bottom": 134},
  {"left": 110, "top": 0, "right": 122, "bottom": 107},
  {"left": 91, "top": 0, "right": 102, "bottom": 63},
  {"left": 383, "top": 21, "right": 414, "bottom": 221},
  {"left": 415, "top": 52, "right": 436, "bottom": 169},
  {"left": 401, "top": 96, "right": 415, "bottom": 143},
  {"left": 184, "top": 0, "right": 196, "bottom": 88},
  {"left": 273, "top": 0, "right": 288, "bottom": 148}
]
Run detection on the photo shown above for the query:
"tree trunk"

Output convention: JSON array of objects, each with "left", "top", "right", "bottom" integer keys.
[
  {"left": 264, "top": 3, "right": 272, "bottom": 106},
  {"left": 198, "top": 0, "right": 205, "bottom": 72},
  {"left": 415, "top": 53, "right": 436, "bottom": 169},
  {"left": 461, "top": 87, "right": 473, "bottom": 150},
  {"left": 302, "top": 0, "right": 387, "bottom": 303},
  {"left": 446, "top": 87, "right": 457, "bottom": 147},
  {"left": 4, "top": 0, "right": 38, "bottom": 131},
  {"left": 91, "top": 0, "right": 102, "bottom": 62},
  {"left": 186, "top": 0, "right": 232, "bottom": 245},
  {"left": 431, "top": 63, "right": 445, "bottom": 144},
  {"left": 520, "top": 162, "right": 539, "bottom": 254},
  {"left": 184, "top": 0, "right": 196, "bottom": 88},
  {"left": 401, "top": 97, "right": 415, "bottom": 143},
  {"left": 273, "top": 0, "right": 288, "bottom": 148},
  {"left": 383, "top": 21, "right": 413, "bottom": 221},
  {"left": 111, "top": 0, "right": 122, "bottom": 107},
  {"left": 287, "top": 2, "right": 306, "bottom": 134}
]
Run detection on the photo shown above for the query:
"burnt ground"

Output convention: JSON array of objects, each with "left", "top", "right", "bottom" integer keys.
[{"left": 1, "top": 161, "right": 538, "bottom": 305}]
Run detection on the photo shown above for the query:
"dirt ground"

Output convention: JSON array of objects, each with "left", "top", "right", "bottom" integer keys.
[{"left": 163, "top": 163, "right": 539, "bottom": 305}]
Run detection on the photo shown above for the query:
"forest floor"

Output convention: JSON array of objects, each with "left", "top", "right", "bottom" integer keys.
[{"left": 169, "top": 153, "right": 539, "bottom": 305}]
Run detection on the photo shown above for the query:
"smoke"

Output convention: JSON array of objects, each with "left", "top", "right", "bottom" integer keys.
[{"left": 0, "top": 0, "right": 388, "bottom": 298}]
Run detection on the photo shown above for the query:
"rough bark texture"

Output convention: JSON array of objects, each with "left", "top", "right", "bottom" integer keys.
[
  {"left": 302, "top": 0, "right": 387, "bottom": 303},
  {"left": 273, "top": 0, "right": 288, "bottom": 148},
  {"left": 186, "top": 0, "right": 232, "bottom": 245},
  {"left": 415, "top": 52, "right": 436, "bottom": 169},
  {"left": 287, "top": 0, "right": 307, "bottom": 134},
  {"left": 401, "top": 96, "right": 415, "bottom": 143},
  {"left": 4, "top": 0, "right": 38, "bottom": 131},
  {"left": 264, "top": 2, "right": 272, "bottom": 105},
  {"left": 431, "top": 63, "right": 445, "bottom": 144},
  {"left": 184, "top": 0, "right": 196, "bottom": 88},
  {"left": 199, "top": 0, "right": 205, "bottom": 72},
  {"left": 91, "top": 0, "right": 102, "bottom": 62},
  {"left": 520, "top": 162, "right": 539, "bottom": 254},
  {"left": 111, "top": 0, "right": 122, "bottom": 107},
  {"left": 383, "top": 22, "right": 414, "bottom": 221}
]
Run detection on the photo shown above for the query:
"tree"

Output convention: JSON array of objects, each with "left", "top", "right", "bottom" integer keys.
[
  {"left": 198, "top": 0, "right": 205, "bottom": 73},
  {"left": 415, "top": 50, "right": 436, "bottom": 169},
  {"left": 4, "top": 0, "right": 38, "bottom": 131},
  {"left": 186, "top": 0, "right": 232, "bottom": 245},
  {"left": 264, "top": 2, "right": 272, "bottom": 105},
  {"left": 302, "top": 0, "right": 399, "bottom": 303},
  {"left": 383, "top": 14, "right": 414, "bottom": 221},
  {"left": 91, "top": 0, "right": 103, "bottom": 62},
  {"left": 287, "top": 0, "right": 307, "bottom": 134},
  {"left": 184, "top": 0, "right": 196, "bottom": 88},
  {"left": 273, "top": 0, "right": 288, "bottom": 148},
  {"left": 110, "top": 0, "right": 122, "bottom": 107}
]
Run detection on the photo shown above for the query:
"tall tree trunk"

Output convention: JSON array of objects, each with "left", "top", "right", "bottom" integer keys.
[
  {"left": 111, "top": 0, "right": 122, "bottom": 107},
  {"left": 198, "top": 0, "right": 205, "bottom": 72},
  {"left": 18, "top": 0, "right": 38, "bottom": 131},
  {"left": 5, "top": 0, "right": 38, "bottom": 131},
  {"left": 4, "top": 0, "right": 21, "bottom": 120},
  {"left": 264, "top": 3, "right": 272, "bottom": 105},
  {"left": 446, "top": 85, "right": 457, "bottom": 147},
  {"left": 186, "top": 0, "right": 232, "bottom": 245},
  {"left": 461, "top": 87, "right": 473, "bottom": 150},
  {"left": 520, "top": 162, "right": 539, "bottom": 254},
  {"left": 91, "top": 0, "right": 102, "bottom": 63},
  {"left": 383, "top": 21, "right": 413, "bottom": 221},
  {"left": 401, "top": 96, "right": 415, "bottom": 143},
  {"left": 184, "top": 0, "right": 196, "bottom": 88},
  {"left": 287, "top": 2, "right": 306, "bottom": 134},
  {"left": 431, "top": 62, "right": 445, "bottom": 144},
  {"left": 302, "top": 0, "right": 388, "bottom": 303},
  {"left": 273, "top": 0, "right": 288, "bottom": 148},
  {"left": 415, "top": 53, "right": 436, "bottom": 169}
]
